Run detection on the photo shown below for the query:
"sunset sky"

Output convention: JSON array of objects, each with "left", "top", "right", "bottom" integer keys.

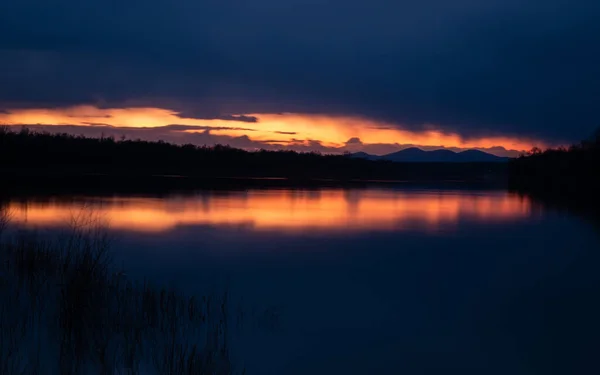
[{"left": 1, "top": 0, "right": 599, "bottom": 156}]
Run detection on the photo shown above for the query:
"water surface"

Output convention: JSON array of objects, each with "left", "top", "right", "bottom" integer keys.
[
  {"left": 5, "top": 186, "right": 600, "bottom": 374},
  {"left": 9, "top": 188, "right": 532, "bottom": 233}
]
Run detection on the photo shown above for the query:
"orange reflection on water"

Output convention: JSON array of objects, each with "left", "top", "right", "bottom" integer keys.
[{"left": 7, "top": 189, "right": 532, "bottom": 234}]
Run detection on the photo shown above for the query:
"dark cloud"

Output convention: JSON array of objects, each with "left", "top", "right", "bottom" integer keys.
[
  {"left": 81, "top": 122, "right": 112, "bottom": 126},
  {"left": 1, "top": 0, "right": 599, "bottom": 143},
  {"left": 160, "top": 124, "right": 257, "bottom": 132},
  {"left": 70, "top": 114, "right": 112, "bottom": 119},
  {"left": 215, "top": 115, "right": 258, "bottom": 123},
  {"left": 273, "top": 131, "right": 298, "bottom": 135},
  {"left": 174, "top": 113, "right": 258, "bottom": 122},
  {"left": 345, "top": 137, "right": 363, "bottom": 145},
  {"left": 367, "top": 126, "right": 395, "bottom": 131}
]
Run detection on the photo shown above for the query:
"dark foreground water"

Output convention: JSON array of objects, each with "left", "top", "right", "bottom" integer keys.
[{"left": 4, "top": 186, "right": 600, "bottom": 374}]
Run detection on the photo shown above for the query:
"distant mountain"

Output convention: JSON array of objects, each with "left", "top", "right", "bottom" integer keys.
[
  {"left": 347, "top": 151, "right": 380, "bottom": 161},
  {"left": 382, "top": 148, "right": 456, "bottom": 162},
  {"left": 350, "top": 148, "right": 509, "bottom": 162},
  {"left": 456, "top": 149, "right": 508, "bottom": 162}
]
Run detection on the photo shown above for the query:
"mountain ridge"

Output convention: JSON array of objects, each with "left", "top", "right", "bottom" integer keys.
[{"left": 349, "top": 147, "right": 509, "bottom": 162}]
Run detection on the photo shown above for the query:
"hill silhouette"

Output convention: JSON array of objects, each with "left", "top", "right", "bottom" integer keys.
[
  {"left": 0, "top": 127, "right": 507, "bottom": 183},
  {"left": 350, "top": 148, "right": 509, "bottom": 162}
]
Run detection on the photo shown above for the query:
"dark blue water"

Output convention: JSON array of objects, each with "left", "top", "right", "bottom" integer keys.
[{"left": 7, "top": 187, "right": 600, "bottom": 374}]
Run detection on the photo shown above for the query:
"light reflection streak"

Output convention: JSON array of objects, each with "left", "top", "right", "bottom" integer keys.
[{"left": 7, "top": 189, "right": 533, "bottom": 234}]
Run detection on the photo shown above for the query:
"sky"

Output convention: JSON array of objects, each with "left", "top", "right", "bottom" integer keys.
[{"left": 1, "top": 0, "right": 599, "bottom": 156}]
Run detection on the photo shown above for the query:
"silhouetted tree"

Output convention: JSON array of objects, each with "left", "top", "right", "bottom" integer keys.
[
  {"left": 509, "top": 130, "right": 600, "bottom": 199},
  {"left": 529, "top": 147, "right": 543, "bottom": 155}
]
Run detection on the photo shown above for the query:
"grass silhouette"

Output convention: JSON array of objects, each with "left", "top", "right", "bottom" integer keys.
[{"left": 0, "top": 210, "right": 240, "bottom": 375}]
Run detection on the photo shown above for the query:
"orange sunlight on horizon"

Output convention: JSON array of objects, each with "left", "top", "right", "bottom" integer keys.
[
  {"left": 8, "top": 189, "right": 533, "bottom": 234},
  {"left": 0, "top": 105, "right": 542, "bottom": 152}
]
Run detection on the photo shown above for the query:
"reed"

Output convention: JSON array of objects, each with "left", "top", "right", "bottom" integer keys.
[
  {"left": 0, "top": 206, "right": 9, "bottom": 235},
  {"left": 0, "top": 212, "right": 237, "bottom": 374}
]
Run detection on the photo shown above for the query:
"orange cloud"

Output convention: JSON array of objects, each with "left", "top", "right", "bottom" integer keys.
[
  {"left": 246, "top": 113, "right": 542, "bottom": 151},
  {"left": 0, "top": 105, "right": 544, "bottom": 153}
]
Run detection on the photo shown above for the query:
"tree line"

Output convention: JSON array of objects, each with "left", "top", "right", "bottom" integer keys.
[
  {"left": 508, "top": 129, "right": 600, "bottom": 198},
  {"left": 0, "top": 127, "right": 503, "bottom": 182}
]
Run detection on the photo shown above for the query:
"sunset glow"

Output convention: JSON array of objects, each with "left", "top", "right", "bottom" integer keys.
[
  {"left": 0, "top": 106, "right": 543, "bottom": 154},
  {"left": 7, "top": 190, "right": 533, "bottom": 234}
]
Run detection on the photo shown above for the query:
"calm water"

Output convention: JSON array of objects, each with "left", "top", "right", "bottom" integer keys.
[{"left": 5, "top": 186, "right": 600, "bottom": 374}]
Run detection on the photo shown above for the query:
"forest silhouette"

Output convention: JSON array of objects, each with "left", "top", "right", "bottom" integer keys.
[
  {"left": 509, "top": 130, "right": 600, "bottom": 197},
  {"left": 508, "top": 129, "right": 600, "bottom": 223},
  {"left": 0, "top": 127, "right": 504, "bottom": 183}
]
